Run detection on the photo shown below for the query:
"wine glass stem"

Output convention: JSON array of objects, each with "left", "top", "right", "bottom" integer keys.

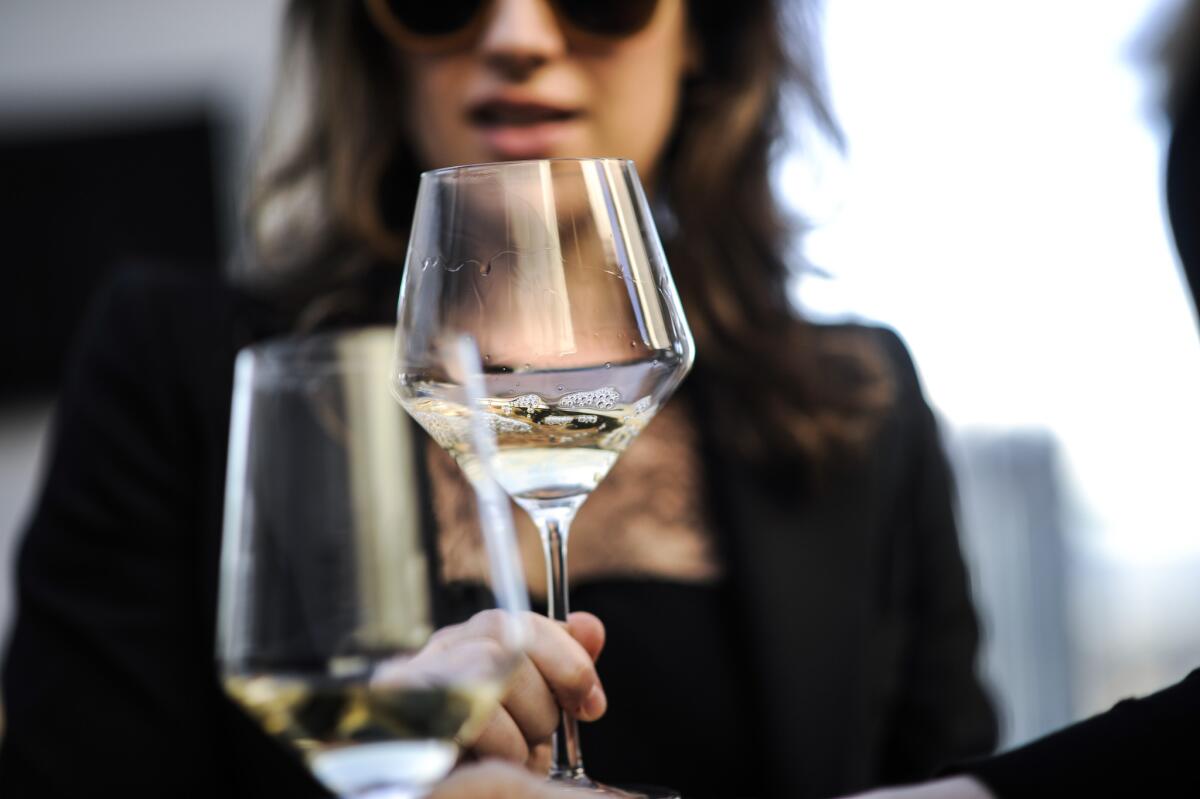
[{"left": 532, "top": 508, "right": 587, "bottom": 782}]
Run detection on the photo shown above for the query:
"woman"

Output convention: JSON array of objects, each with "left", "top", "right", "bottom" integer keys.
[{"left": 0, "top": 1, "right": 997, "bottom": 797}]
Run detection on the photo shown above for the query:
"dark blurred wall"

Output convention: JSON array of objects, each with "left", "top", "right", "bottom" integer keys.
[
  {"left": 0, "top": 112, "right": 221, "bottom": 401},
  {"left": 0, "top": 0, "right": 286, "bottom": 399},
  {"left": 0, "top": 0, "right": 286, "bottom": 649}
]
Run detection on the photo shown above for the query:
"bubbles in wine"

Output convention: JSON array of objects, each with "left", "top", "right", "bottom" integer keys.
[
  {"left": 544, "top": 414, "right": 598, "bottom": 426},
  {"left": 487, "top": 415, "right": 532, "bottom": 434},
  {"left": 507, "top": 394, "right": 548, "bottom": 410},
  {"left": 412, "top": 412, "right": 461, "bottom": 450},
  {"left": 558, "top": 387, "right": 620, "bottom": 410},
  {"left": 413, "top": 408, "right": 532, "bottom": 449}
]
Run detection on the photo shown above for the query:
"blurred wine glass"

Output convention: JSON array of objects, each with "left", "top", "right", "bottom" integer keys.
[{"left": 217, "top": 326, "right": 529, "bottom": 799}]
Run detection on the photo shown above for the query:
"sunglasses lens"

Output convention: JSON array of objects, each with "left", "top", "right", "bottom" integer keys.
[
  {"left": 556, "top": 0, "right": 659, "bottom": 36},
  {"left": 379, "top": 0, "right": 484, "bottom": 36}
]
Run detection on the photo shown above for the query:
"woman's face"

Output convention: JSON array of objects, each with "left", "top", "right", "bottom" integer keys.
[{"left": 395, "top": 0, "right": 695, "bottom": 184}]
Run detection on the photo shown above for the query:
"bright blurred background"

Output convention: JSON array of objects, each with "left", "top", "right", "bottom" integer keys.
[{"left": 2, "top": 0, "right": 1198, "bottom": 752}]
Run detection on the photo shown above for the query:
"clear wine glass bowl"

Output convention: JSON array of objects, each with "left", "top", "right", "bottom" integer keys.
[
  {"left": 392, "top": 158, "right": 694, "bottom": 796},
  {"left": 217, "top": 326, "right": 530, "bottom": 799}
]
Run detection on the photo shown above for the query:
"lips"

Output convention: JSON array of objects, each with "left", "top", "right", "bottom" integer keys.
[
  {"left": 469, "top": 100, "right": 580, "bottom": 127},
  {"left": 466, "top": 98, "right": 583, "bottom": 159}
]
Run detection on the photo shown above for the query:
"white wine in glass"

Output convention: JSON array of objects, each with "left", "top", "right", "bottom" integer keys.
[
  {"left": 218, "top": 327, "right": 530, "bottom": 799},
  {"left": 393, "top": 158, "right": 694, "bottom": 797}
]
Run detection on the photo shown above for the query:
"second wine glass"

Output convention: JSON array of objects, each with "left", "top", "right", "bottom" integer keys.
[
  {"left": 392, "top": 158, "right": 695, "bottom": 796},
  {"left": 218, "top": 327, "right": 530, "bottom": 799}
]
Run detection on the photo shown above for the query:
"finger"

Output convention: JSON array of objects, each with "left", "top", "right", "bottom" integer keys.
[
  {"left": 521, "top": 614, "right": 606, "bottom": 721},
  {"left": 565, "top": 612, "right": 605, "bottom": 661},
  {"left": 469, "top": 708, "right": 530, "bottom": 765},
  {"left": 377, "top": 638, "right": 509, "bottom": 688},
  {"left": 525, "top": 741, "right": 553, "bottom": 775},
  {"left": 452, "top": 610, "right": 605, "bottom": 720},
  {"left": 500, "top": 655, "right": 560, "bottom": 746}
]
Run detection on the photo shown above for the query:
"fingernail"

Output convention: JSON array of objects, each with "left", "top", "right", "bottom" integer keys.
[{"left": 581, "top": 683, "right": 607, "bottom": 720}]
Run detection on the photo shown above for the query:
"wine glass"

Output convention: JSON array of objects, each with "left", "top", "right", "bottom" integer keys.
[
  {"left": 392, "top": 158, "right": 695, "bottom": 796},
  {"left": 217, "top": 326, "right": 530, "bottom": 799}
]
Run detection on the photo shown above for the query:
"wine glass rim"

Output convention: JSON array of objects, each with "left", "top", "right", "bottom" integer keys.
[
  {"left": 420, "top": 156, "right": 635, "bottom": 179},
  {"left": 240, "top": 325, "right": 393, "bottom": 373}
]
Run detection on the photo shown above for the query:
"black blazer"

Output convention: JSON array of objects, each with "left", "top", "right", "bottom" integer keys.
[
  {"left": 694, "top": 334, "right": 997, "bottom": 796},
  {"left": 0, "top": 267, "right": 996, "bottom": 797}
]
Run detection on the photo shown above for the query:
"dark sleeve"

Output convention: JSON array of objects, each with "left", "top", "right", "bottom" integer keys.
[
  {"left": 876, "top": 329, "right": 999, "bottom": 781},
  {"left": 0, "top": 271, "right": 324, "bottom": 798},
  {"left": 951, "top": 668, "right": 1200, "bottom": 796}
]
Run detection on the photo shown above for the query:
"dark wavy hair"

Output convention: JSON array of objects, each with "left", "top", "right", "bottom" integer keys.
[{"left": 244, "top": 0, "right": 894, "bottom": 464}]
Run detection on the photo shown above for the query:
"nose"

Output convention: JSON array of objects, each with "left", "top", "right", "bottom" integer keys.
[{"left": 478, "top": 0, "right": 567, "bottom": 79}]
